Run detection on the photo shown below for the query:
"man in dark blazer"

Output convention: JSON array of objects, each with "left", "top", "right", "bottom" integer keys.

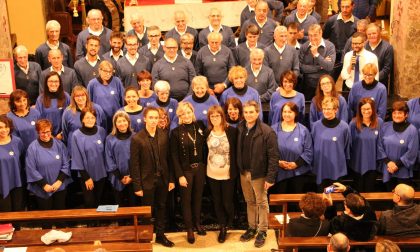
[{"left": 130, "top": 107, "right": 175, "bottom": 247}]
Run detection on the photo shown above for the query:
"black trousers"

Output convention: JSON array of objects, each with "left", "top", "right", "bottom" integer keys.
[
  {"left": 180, "top": 166, "right": 206, "bottom": 229},
  {"left": 141, "top": 177, "right": 169, "bottom": 235},
  {"left": 81, "top": 177, "right": 106, "bottom": 208},
  {"left": 207, "top": 177, "right": 235, "bottom": 227},
  {"left": 36, "top": 189, "right": 67, "bottom": 210},
  {"left": 385, "top": 177, "right": 413, "bottom": 192},
  {"left": 113, "top": 183, "right": 136, "bottom": 207},
  {"left": 353, "top": 170, "right": 378, "bottom": 192},
  {"left": 0, "top": 187, "right": 24, "bottom": 212},
  {"left": 270, "top": 173, "right": 314, "bottom": 194}
]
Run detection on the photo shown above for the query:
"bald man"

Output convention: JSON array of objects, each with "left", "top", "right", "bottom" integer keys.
[
  {"left": 378, "top": 184, "right": 420, "bottom": 237},
  {"left": 327, "top": 233, "right": 350, "bottom": 252},
  {"left": 75, "top": 9, "right": 112, "bottom": 60},
  {"left": 127, "top": 13, "right": 149, "bottom": 47}
]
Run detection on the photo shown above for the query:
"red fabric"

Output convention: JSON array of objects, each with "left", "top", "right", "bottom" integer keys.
[{"left": 125, "top": 0, "right": 238, "bottom": 6}]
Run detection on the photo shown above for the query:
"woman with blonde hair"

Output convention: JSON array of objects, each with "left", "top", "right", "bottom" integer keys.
[{"left": 170, "top": 101, "right": 207, "bottom": 243}]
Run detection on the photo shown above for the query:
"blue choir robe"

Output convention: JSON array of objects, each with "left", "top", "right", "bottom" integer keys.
[
  {"left": 61, "top": 104, "right": 106, "bottom": 153},
  {"left": 309, "top": 96, "right": 349, "bottom": 129},
  {"left": 349, "top": 119, "right": 386, "bottom": 175},
  {"left": 140, "top": 93, "right": 157, "bottom": 108},
  {"left": 105, "top": 134, "right": 132, "bottom": 191},
  {"left": 25, "top": 139, "right": 72, "bottom": 199},
  {"left": 35, "top": 93, "right": 71, "bottom": 136},
  {"left": 149, "top": 98, "right": 179, "bottom": 130},
  {"left": 348, "top": 81, "right": 387, "bottom": 120},
  {"left": 0, "top": 136, "right": 24, "bottom": 198},
  {"left": 7, "top": 109, "right": 40, "bottom": 149},
  {"left": 271, "top": 123, "right": 313, "bottom": 182},
  {"left": 87, "top": 77, "right": 125, "bottom": 132},
  {"left": 182, "top": 94, "right": 219, "bottom": 126},
  {"left": 220, "top": 86, "right": 263, "bottom": 120},
  {"left": 312, "top": 120, "right": 350, "bottom": 184},
  {"left": 380, "top": 122, "right": 419, "bottom": 182},
  {"left": 71, "top": 127, "right": 108, "bottom": 182},
  {"left": 269, "top": 91, "right": 305, "bottom": 125},
  {"left": 119, "top": 108, "right": 145, "bottom": 133},
  {"left": 407, "top": 98, "right": 420, "bottom": 130}
]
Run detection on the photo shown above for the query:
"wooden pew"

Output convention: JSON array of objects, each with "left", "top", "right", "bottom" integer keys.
[
  {"left": 277, "top": 236, "right": 420, "bottom": 250},
  {"left": 269, "top": 192, "right": 420, "bottom": 237},
  {"left": 0, "top": 207, "right": 153, "bottom": 247},
  {"left": 25, "top": 242, "right": 153, "bottom": 252}
]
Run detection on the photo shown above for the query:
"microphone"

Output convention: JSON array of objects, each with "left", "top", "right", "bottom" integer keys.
[{"left": 351, "top": 51, "right": 357, "bottom": 69}]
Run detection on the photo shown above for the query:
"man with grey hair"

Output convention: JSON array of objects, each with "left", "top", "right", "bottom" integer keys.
[
  {"left": 39, "top": 49, "right": 78, "bottom": 94},
  {"left": 75, "top": 9, "right": 112, "bottom": 60},
  {"left": 178, "top": 33, "right": 197, "bottom": 65},
  {"left": 195, "top": 32, "right": 235, "bottom": 96},
  {"left": 284, "top": 0, "right": 319, "bottom": 44},
  {"left": 264, "top": 26, "right": 299, "bottom": 84},
  {"left": 198, "top": 8, "right": 236, "bottom": 49},
  {"left": 378, "top": 184, "right": 420, "bottom": 237},
  {"left": 13, "top": 45, "right": 42, "bottom": 105},
  {"left": 328, "top": 233, "right": 350, "bottom": 252},
  {"left": 35, "top": 20, "right": 73, "bottom": 70},
  {"left": 127, "top": 13, "right": 148, "bottom": 47},
  {"left": 165, "top": 10, "right": 198, "bottom": 50}
]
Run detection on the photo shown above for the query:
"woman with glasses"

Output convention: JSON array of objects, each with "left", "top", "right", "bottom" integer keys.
[
  {"left": 348, "top": 64, "right": 387, "bottom": 120},
  {"left": 62, "top": 85, "right": 106, "bottom": 153},
  {"left": 310, "top": 74, "right": 348, "bottom": 129},
  {"left": 380, "top": 101, "right": 419, "bottom": 191},
  {"left": 26, "top": 119, "right": 71, "bottom": 210},
  {"left": 312, "top": 97, "right": 350, "bottom": 189},
  {"left": 71, "top": 108, "right": 107, "bottom": 208},
  {"left": 87, "top": 60, "right": 124, "bottom": 132},
  {"left": 205, "top": 105, "right": 237, "bottom": 243},
  {"left": 349, "top": 98, "right": 385, "bottom": 192},
  {"left": 170, "top": 102, "right": 207, "bottom": 244},
  {"left": 35, "top": 71, "right": 70, "bottom": 139},
  {"left": 7, "top": 89, "right": 40, "bottom": 149}
]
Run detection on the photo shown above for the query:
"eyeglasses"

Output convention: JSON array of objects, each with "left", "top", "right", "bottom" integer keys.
[
  {"left": 148, "top": 34, "right": 161, "bottom": 38},
  {"left": 210, "top": 114, "right": 221, "bottom": 119},
  {"left": 363, "top": 74, "right": 375, "bottom": 77},
  {"left": 39, "top": 131, "right": 51, "bottom": 135},
  {"left": 100, "top": 69, "right": 113, "bottom": 74},
  {"left": 165, "top": 47, "right": 178, "bottom": 50}
]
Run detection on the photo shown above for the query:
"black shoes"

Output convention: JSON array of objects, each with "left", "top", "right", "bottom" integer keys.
[
  {"left": 155, "top": 234, "right": 175, "bottom": 247},
  {"left": 240, "top": 228, "right": 257, "bottom": 242},
  {"left": 195, "top": 224, "right": 206, "bottom": 236},
  {"left": 187, "top": 229, "right": 195, "bottom": 244},
  {"left": 218, "top": 226, "right": 227, "bottom": 243},
  {"left": 254, "top": 231, "right": 267, "bottom": 248}
]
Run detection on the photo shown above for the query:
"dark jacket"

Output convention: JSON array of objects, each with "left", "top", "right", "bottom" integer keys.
[
  {"left": 236, "top": 119, "right": 279, "bottom": 183},
  {"left": 170, "top": 120, "right": 207, "bottom": 178},
  {"left": 325, "top": 186, "right": 378, "bottom": 241},
  {"left": 378, "top": 203, "right": 420, "bottom": 237},
  {"left": 204, "top": 125, "right": 238, "bottom": 179},
  {"left": 286, "top": 216, "right": 330, "bottom": 237},
  {"left": 129, "top": 128, "right": 173, "bottom": 191}
]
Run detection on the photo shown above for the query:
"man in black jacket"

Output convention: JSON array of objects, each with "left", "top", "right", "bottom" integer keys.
[
  {"left": 237, "top": 100, "right": 279, "bottom": 248},
  {"left": 130, "top": 107, "right": 175, "bottom": 247}
]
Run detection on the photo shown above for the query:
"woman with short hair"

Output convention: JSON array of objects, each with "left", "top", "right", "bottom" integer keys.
[
  {"left": 223, "top": 97, "right": 243, "bottom": 127},
  {"left": 121, "top": 86, "right": 144, "bottom": 133},
  {"left": 137, "top": 70, "right": 156, "bottom": 108},
  {"left": 149, "top": 80, "right": 179, "bottom": 129}
]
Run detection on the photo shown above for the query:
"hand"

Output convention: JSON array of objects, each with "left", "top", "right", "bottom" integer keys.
[
  {"left": 287, "top": 162, "right": 298, "bottom": 170},
  {"left": 168, "top": 183, "right": 175, "bottom": 191},
  {"left": 51, "top": 180, "right": 63, "bottom": 192},
  {"left": 325, "top": 56, "right": 332, "bottom": 62},
  {"left": 121, "top": 175, "right": 132, "bottom": 185},
  {"left": 322, "top": 193, "right": 333, "bottom": 206},
  {"left": 207, "top": 88, "right": 215, "bottom": 96},
  {"left": 179, "top": 176, "right": 188, "bottom": 187},
  {"left": 135, "top": 190, "right": 143, "bottom": 197},
  {"left": 85, "top": 178, "right": 94, "bottom": 191},
  {"left": 279, "top": 160, "right": 288, "bottom": 169},
  {"left": 310, "top": 45, "right": 318, "bottom": 56},
  {"left": 43, "top": 184, "right": 54, "bottom": 193},
  {"left": 264, "top": 181, "right": 273, "bottom": 190},
  {"left": 55, "top": 132, "right": 63, "bottom": 140},
  {"left": 387, "top": 161, "right": 398, "bottom": 174},
  {"left": 332, "top": 182, "right": 346, "bottom": 193},
  {"left": 213, "top": 83, "right": 226, "bottom": 94}
]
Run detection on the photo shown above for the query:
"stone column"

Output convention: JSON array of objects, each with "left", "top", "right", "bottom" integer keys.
[{"left": 390, "top": 0, "right": 420, "bottom": 98}]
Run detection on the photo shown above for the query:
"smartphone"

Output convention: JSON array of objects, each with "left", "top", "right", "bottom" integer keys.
[{"left": 324, "top": 185, "right": 336, "bottom": 194}]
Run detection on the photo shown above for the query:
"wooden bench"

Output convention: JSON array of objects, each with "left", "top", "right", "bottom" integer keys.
[
  {"left": 0, "top": 207, "right": 153, "bottom": 247},
  {"left": 23, "top": 242, "right": 153, "bottom": 252},
  {"left": 269, "top": 192, "right": 420, "bottom": 237},
  {"left": 277, "top": 236, "right": 420, "bottom": 250}
]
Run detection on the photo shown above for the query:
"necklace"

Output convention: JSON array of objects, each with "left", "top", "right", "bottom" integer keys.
[{"left": 186, "top": 124, "right": 198, "bottom": 156}]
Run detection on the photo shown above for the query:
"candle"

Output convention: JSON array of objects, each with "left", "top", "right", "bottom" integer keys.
[{"left": 381, "top": 20, "right": 385, "bottom": 30}]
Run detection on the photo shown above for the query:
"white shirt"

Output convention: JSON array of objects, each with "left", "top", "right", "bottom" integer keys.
[
  {"left": 85, "top": 55, "right": 101, "bottom": 67},
  {"left": 88, "top": 27, "right": 104, "bottom": 36},
  {"left": 341, "top": 48, "right": 379, "bottom": 88},
  {"left": 337, "top": 13, "right": 355, "bottom": 23},
  {"left": 181, "top": 49, "right": 192, "bottom": 59},
  {"left": 109, "top": 50, "right": 124, "bottom": 62},
  {"left": 46, "top": 40, "right": 59, "bottom": 50},
  {"left": 208, "top": 45, "right": 221, "bottom": 55},
  {"left": 126, "top": 53, "right": 139, "bottom": 66},
  {"left": 50, "top": 65, "right": 65, "bottom": 75},
  {"left": 251, "top": 65, "right": 262, "bottom": 77},
  {"left": 164, "top": 54, "right": 177, "bottom": 63},
  {"left": 147, "top": 43, "right": 160, "bottom": 55},
  {"left": 274, "top": 43, "right": 286, "bottom": 54}
]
